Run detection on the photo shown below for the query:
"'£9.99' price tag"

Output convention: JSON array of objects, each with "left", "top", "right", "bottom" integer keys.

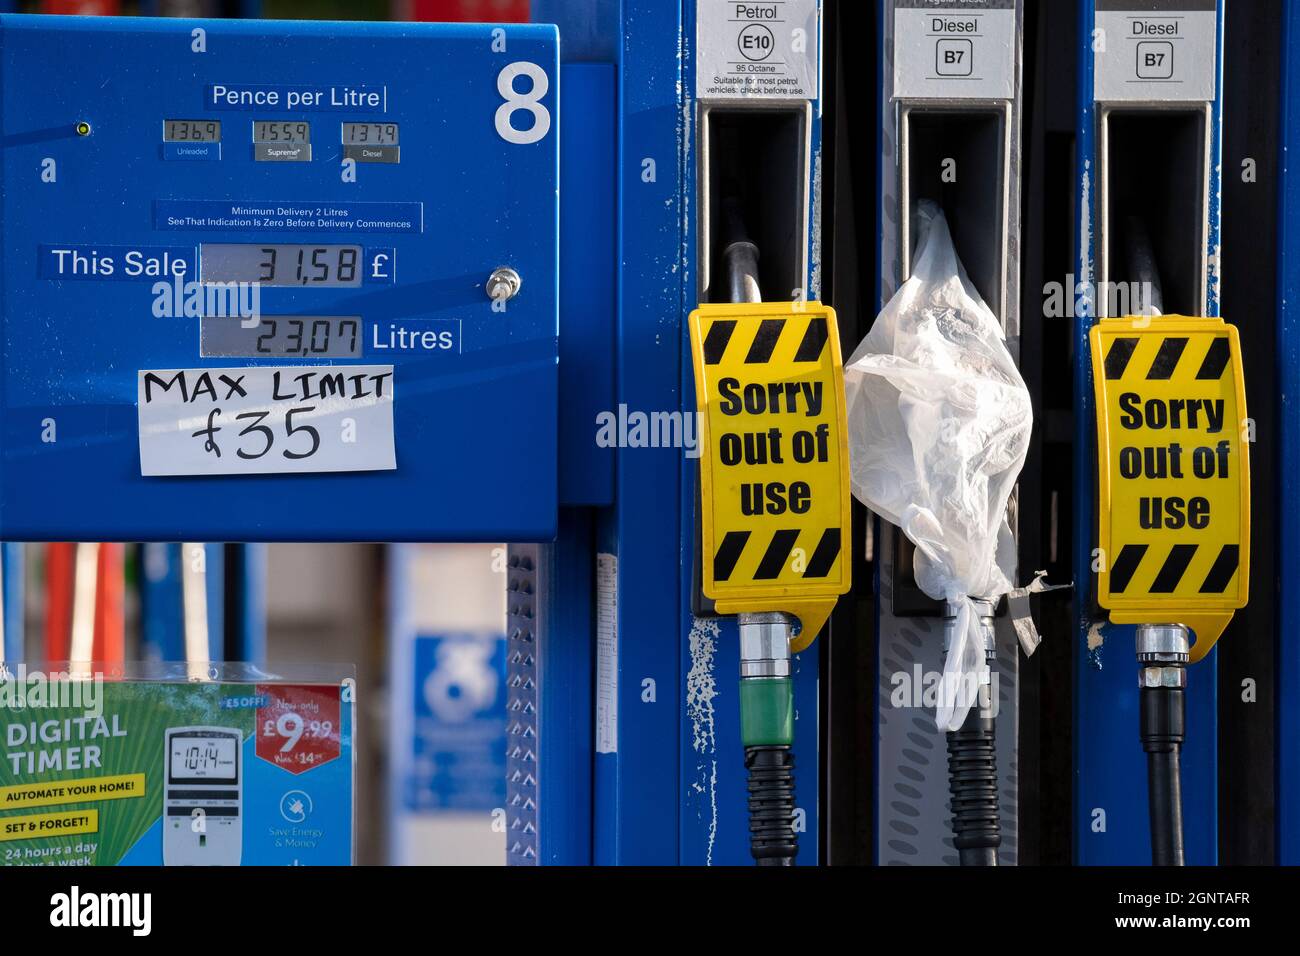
[{"left": 255, "top": 684, "right": 342, "bottom": 775}]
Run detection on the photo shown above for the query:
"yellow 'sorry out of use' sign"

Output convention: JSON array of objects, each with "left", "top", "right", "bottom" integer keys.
[
  {"left": 689, "top": 302, "right": 851, "bottom": 651},
  {"left": 1090, "top": 315, "right": 1250, "bottom": 660}
]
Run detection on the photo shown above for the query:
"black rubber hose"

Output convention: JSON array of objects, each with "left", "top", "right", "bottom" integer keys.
[
  {"left": 744, "top": 745, "right": 797, "bottom": 866},
  {"left": 946, "top": 707, "right": 1000, "bottom": 866},
  {"left": 1141, "top": 684, "right": 1186, "bottom": 866}
]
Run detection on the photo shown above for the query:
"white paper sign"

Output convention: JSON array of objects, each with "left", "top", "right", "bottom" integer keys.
[
  {"left": 137, "top": 365, "right": 396, "bottom": 476},
  {"left": 696, "top": 0, "right": 820, "bottom": 100}
]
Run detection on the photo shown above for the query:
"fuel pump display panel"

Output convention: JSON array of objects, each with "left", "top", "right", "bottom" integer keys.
[
  {"left": 0, "top": 16, "right": 559, "bottom": 541},
  {"left": 199, "top": 244, "right": 364, "bottom": 287}
]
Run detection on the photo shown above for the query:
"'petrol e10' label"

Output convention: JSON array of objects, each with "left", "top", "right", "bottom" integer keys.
[
  {"left": 694, "top": 0, "right": 820, "bottom": 100},
  {"left": 1090, "top": 316, "right": 1250, "bottom": 616}
]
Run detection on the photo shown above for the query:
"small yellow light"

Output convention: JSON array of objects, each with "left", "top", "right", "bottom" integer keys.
[{"left": 75, "top": 121, "right": 91, "bottom": 137}]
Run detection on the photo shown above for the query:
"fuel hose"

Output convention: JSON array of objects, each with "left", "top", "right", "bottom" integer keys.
[
  {"left": 722, "top": 209, "right": 799, "bottom": 865},
  {"left": 944, "top": 599, "right": 1000, "bottom": 866},
  {"left": 1137, "top": 624, "right": 1188, "bottom": 866}
]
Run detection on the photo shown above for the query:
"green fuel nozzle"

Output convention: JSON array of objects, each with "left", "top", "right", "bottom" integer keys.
[{"left": 739, "top": 612, "right": 798, "bottom": 865}]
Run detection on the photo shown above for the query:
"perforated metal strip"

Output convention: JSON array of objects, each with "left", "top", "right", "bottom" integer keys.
[{"left": 505, "top": 545, "right": 540, "bottom": 865}]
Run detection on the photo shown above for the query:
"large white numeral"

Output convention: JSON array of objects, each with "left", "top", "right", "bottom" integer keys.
[{"left": 495, "top": 62, "right": 551, "bottom": 145}]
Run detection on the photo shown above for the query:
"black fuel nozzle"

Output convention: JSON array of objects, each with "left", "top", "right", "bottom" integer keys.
[{"left": 1137, "top": 624, "right": 1189, "bottom": 866}]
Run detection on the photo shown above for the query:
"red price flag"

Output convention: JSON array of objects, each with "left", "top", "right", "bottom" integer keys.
[{"left": 256, "top": 684, "right": 342, "bottom": 775}]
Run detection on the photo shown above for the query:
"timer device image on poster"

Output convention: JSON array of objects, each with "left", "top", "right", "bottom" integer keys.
[{"left": 163, "top": 726, "right": 243, "bottom": 866}]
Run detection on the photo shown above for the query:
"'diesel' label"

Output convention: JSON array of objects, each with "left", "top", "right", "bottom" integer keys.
[
  {"left": 1090, "top": 316, "right": 1249, "bottom": 614},
  {"left": 1093, "top": 0, "right": 1218, "bottom": 102},
  {"left": 892, "top": 0, "right": 1017, "bottom": 101}
]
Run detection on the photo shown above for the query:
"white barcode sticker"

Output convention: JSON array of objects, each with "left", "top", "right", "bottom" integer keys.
[{"left": 137, "top": 365, "right": 396, "bottom": 476}]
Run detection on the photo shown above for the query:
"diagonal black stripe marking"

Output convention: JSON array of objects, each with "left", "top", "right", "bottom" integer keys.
[
  {"left": 1196, "top": 338, "right": 1231, "bottom": 380},
  {"left": 1109, "top": 544, "right": 1148, "bottom": 593},
  {"left": 1104, "top": 338, "right": 1139, "bottom": 379},
  {"left": 1146, "top": 337, "right": 1189, "bottom": 380},
  {"left": 803, "top": 528, "right": 842, "bottom": 578},
  {"left": 793, "top": 317, "right": 829, "bottom": 363},
  {"left": 1150, "top": 544, "right": 1198, "bottom": 593},
  {"left": 745, "top": 319, "right": 787, "bottom": 364},
  {"left": 1199, "top": 544, "right": 1240, "bottom": 593},
  {"left": 713, "top": 530, "right": 750, "bottom": 582},
  {"left": 754, "top": 529, "right": 800, "bottom": 580},
  {"left": 703, "top": 320, "right": 736, "bottom": 365}
]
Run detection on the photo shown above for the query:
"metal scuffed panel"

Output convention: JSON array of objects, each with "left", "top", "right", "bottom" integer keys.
[{"left": 875, "top": 563, "right": 1021, "bottom": 864}]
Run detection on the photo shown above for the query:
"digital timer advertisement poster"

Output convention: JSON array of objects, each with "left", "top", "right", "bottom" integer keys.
[{"left": 0, "top": 679, "right": 354, "bottom": 866}]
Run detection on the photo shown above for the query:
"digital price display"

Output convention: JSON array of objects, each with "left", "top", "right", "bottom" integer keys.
[
  {"left": 342, "top": 122, "right": 399, "bottom": 145},
  {"left": 163, "top": 119, "right": 221, "bottom": 142},
  {"left": 201, "top": 315, "right": 363, "bottom": 359},
  {"left": 168, "top": 734, "right": 238, "bottom": 782},
  {"left": 253, "top": 120, "right": 310, "bottom": 144},
  {"left": 201, "top": 244, "right": 363, "bottom": 287}
]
